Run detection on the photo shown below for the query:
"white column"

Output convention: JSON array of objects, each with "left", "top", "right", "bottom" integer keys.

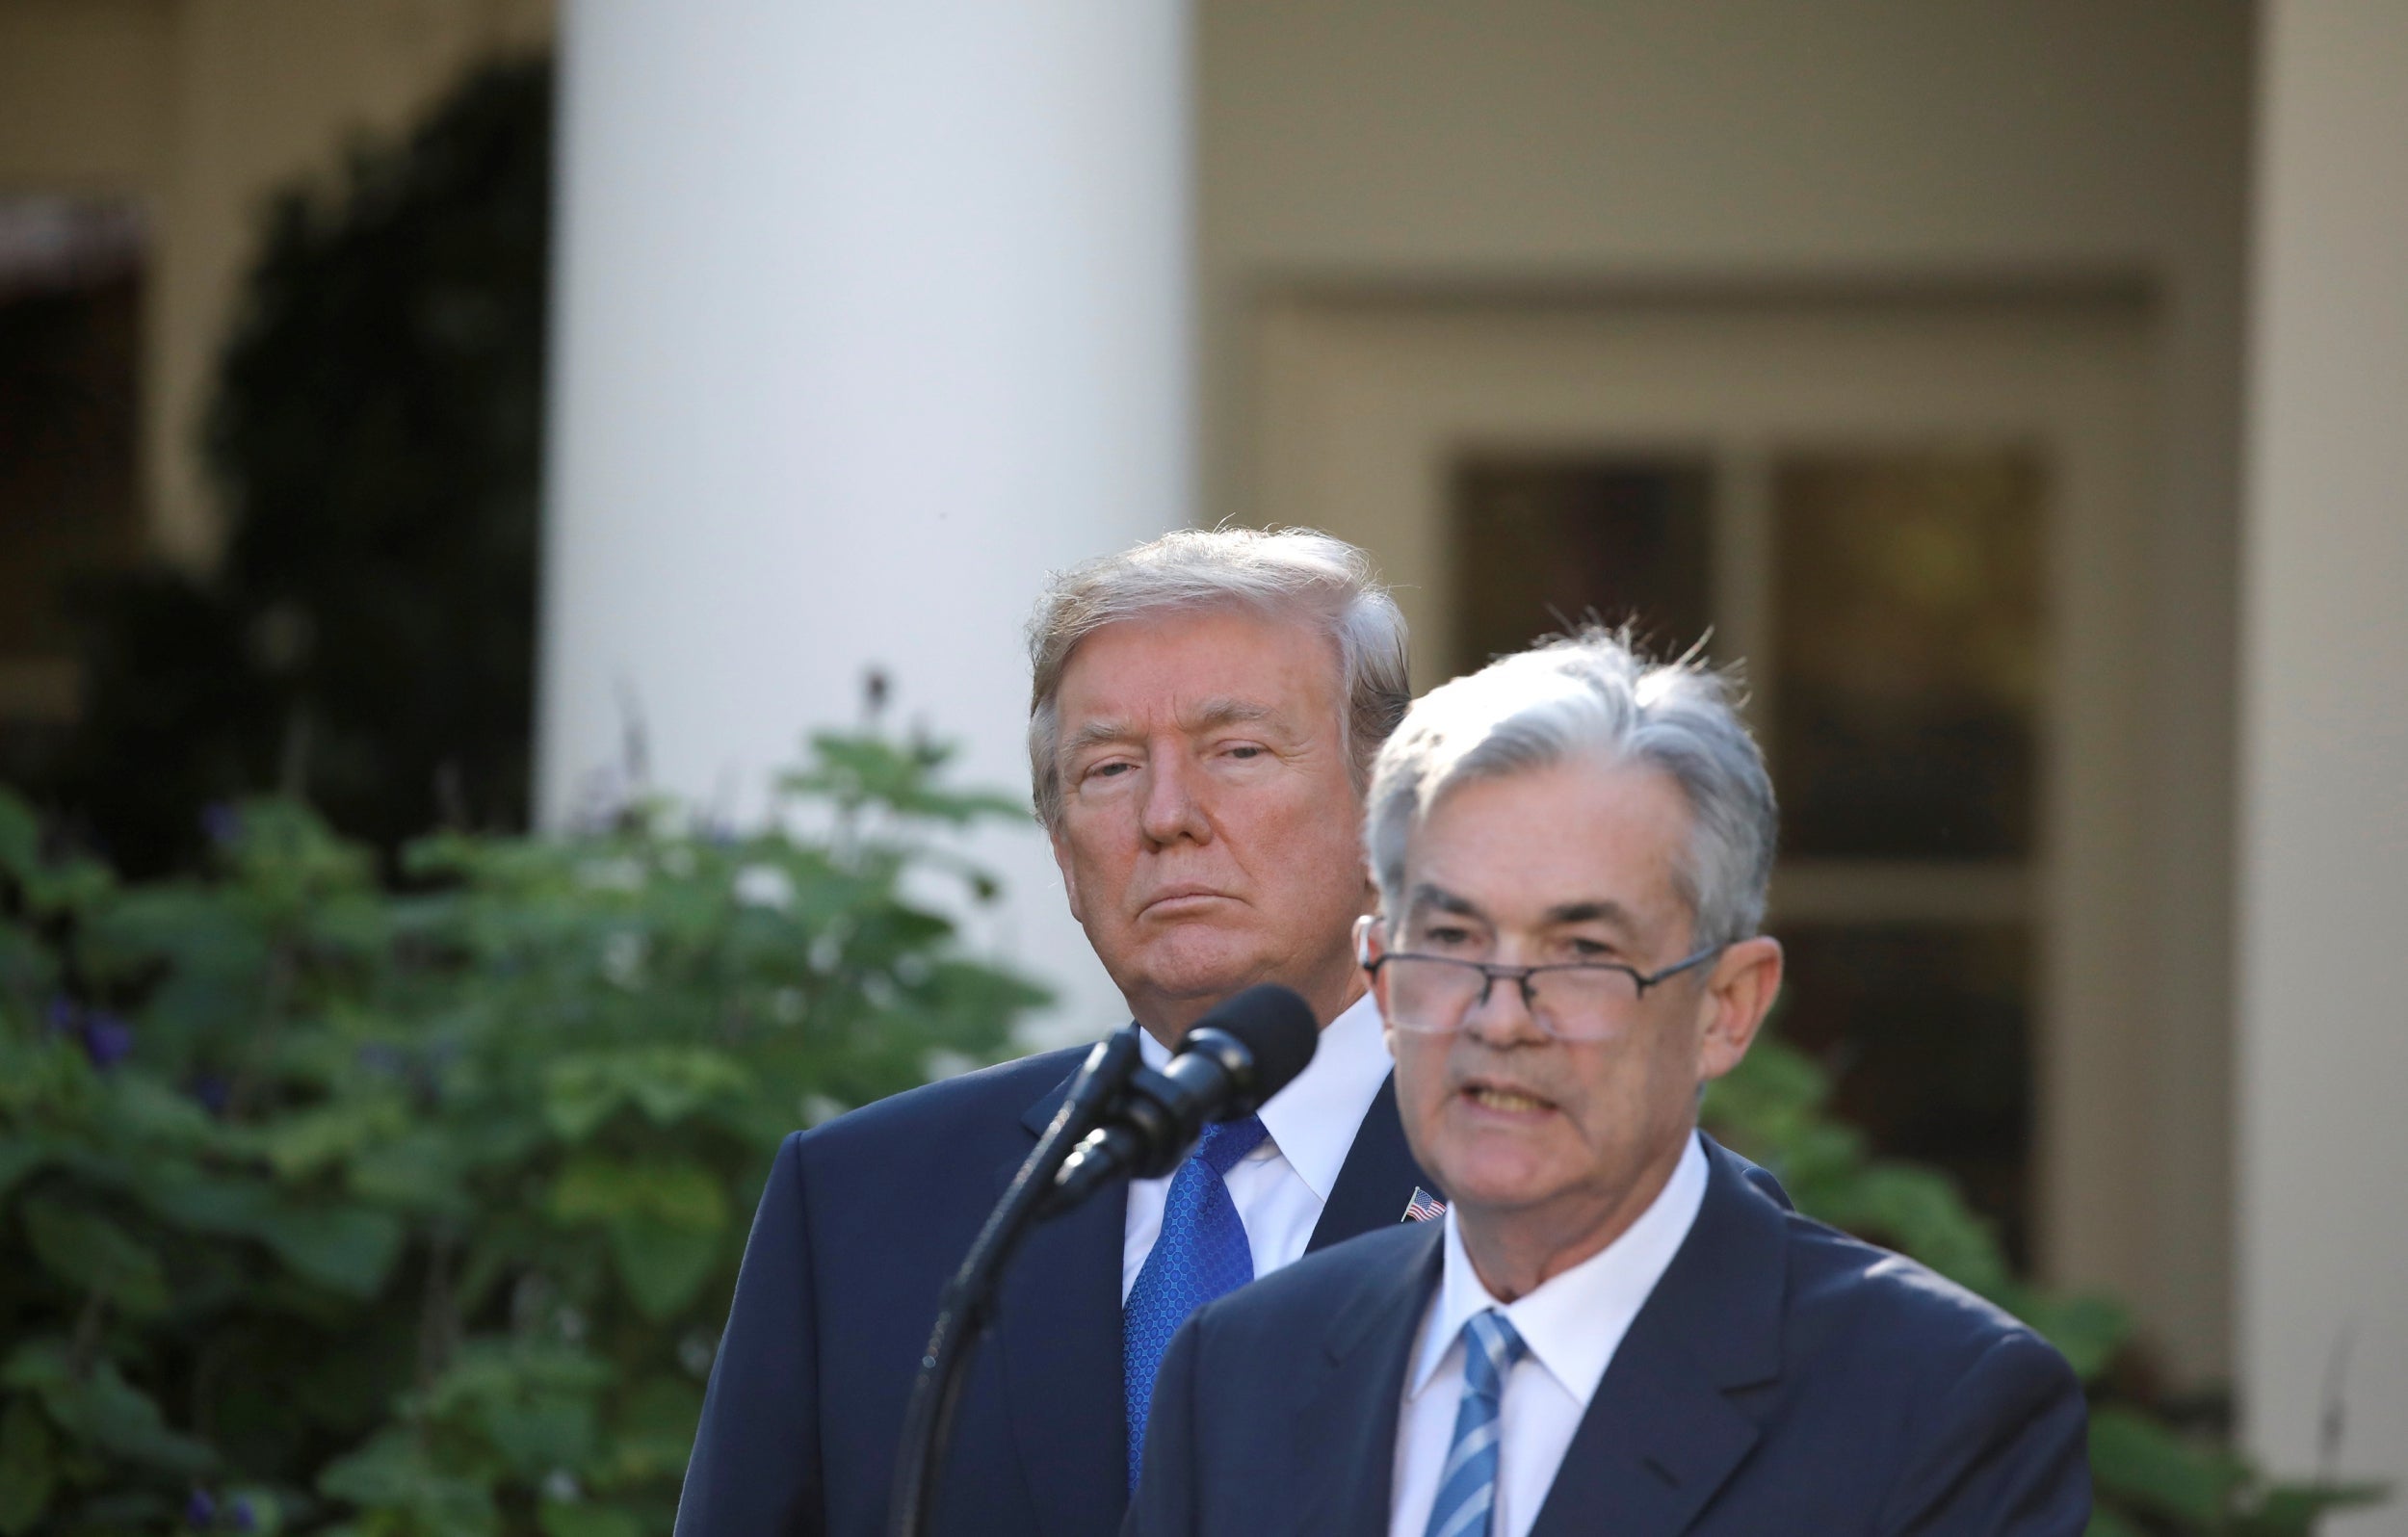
[
  {"left": 2239, "top": 2, "right": 2408, "bottom": 1523},
  {"left": 537, "top": 1, "right": 1190, "bottom": 1039}
]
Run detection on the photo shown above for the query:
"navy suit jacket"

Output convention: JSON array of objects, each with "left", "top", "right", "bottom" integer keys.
[
  {"left": 1127, "top": 1134, "right": 2090, "bottom": 1537},
  {"left": 675, "top": 1041, "right": 1436, "bottom": 1537}
]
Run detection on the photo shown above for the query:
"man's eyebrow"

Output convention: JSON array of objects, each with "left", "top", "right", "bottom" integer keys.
[
  {"left": 1402, "top": 889, "right": 1642, "bottom": 936},
  {"left": 1405, "top": 883, "right": 1483, "bottom": 920},
  {"left": 1060, "top": 698, "right": 1276, "bottom": 758},
  {"left": 1182, "top": 696, "right": 1275, "bottom": 731},
  {"left": 1542, "top": 899, "right": 1643, "bottom": 936},
  {"left": 1062, "top": 717, "right": 1140, "bottom": 755}
]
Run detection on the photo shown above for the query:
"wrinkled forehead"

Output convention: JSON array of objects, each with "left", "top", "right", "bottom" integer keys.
[
  {"left": 1399, "top": 759, "right": 1698, "bottom": 925},
  {"left": 1051, "top": 604, "right": 1347, "bottom": 725}
]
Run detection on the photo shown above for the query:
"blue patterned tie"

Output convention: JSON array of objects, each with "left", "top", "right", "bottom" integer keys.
[
  {"left": 1122, "top": 1113, "right": 1270, "bottom": 1487},
  {"left": 1425, "top": 1310, "right": 1529, "bottom": 1537}
]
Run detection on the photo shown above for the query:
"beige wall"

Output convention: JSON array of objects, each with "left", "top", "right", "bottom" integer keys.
[
  {"left": 2241, "top": 3, "right": 2408, "bottom": 1522},
  {"left": 2, "top": 0, "right": 2267, "bottom": 1390},
  {"left": 0, "top": 0, "right": 554, "bottom": 563},
  {"left": 1199, "top": 0, "right": 2253, "bottom": 1383}
]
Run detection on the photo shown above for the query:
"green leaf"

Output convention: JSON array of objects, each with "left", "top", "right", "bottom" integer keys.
[
  {"left": 625, "top": 1050, "right": 750, "bottom": 1127},
  {"left": 549, "top": 1155, "right": 727, "bottom": 1232},
  {"left": 318, "top": 1428, "right": 497, "bottom": 1535},
  {"left": 539, "top": 1501, "right": 645, "bottom": 1537},
  {"left": 2088, "top": 1406, "right": 2240, "bottom": 1524},
  {"left": 0, "top": 793, "right": 37, "bottom": 886},
  {"left": 220, "top": 1488, "right": 287, "bottom": 1535},
  {"left": 249, "top": 1096, "right": 411, "bottom": 1179},
  {"left": 542, "top": 1048, "right": 749, "bottom": 1143},
  {"left": 2081, "top": 1508, "right": 2147, "bottom": 1537},
  {"left": 479, "top": 1394, "right": 598, "bottom": 1476},
  {"left": 56, "top": 1490, "right": 176, "bottom": 1528},
  {"left": 17, "top": 858, "right": 114, "bottom": 919},
  {"left": 249, "top": 1204, "right": 406, "bottom": 1298},
  {"left": 19, "top": 1198, "right": 170, "bottom": 1316},
  {"left": 158, "top": 1175, "right": 406, "bottom": 1297},
  {"left": 608, "top": 1215, "right": 721, "bottom": 1321},
  {"left": 2015, "top": 1290, "right": 2129, "bottom": 1382},
  {"left": 605, "top": 1376, "right": 701, "bottom": 1483},
  {"left": 784, "top": 733, "right": 1032, "bottom": 825},
  {"left": 0, "top": 1398, "right": 56, "bottom": 1536},
  {"left": 550, "top": 1156, "right": 731, "bottom": 1319},
  {"left": 540, "top": 1060, "right": 625, "bottom": 1144},
  {"left": 413, "top": 1341, "right": 609, "bottom": 1479},
  {"left": 0, "top": 1143, "right": 47, "bottom": 1207},
  {"left": 4, "top": 1341, "right": 215, "bottom": 1475},
  {"left": 106, "top": 1076, "right": 221, "bottom": 1146},
  {"left": 346, "top": 1131, "right": 469, "bottom": 1216}
]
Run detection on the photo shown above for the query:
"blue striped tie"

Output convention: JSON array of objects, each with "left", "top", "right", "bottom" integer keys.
[
  {"left": 1425, "top": 1310, "right": 1529, "bottom": 1537},
  {"left": 1122, "top": 1114, "right": 1270, "bottom": 1487}
]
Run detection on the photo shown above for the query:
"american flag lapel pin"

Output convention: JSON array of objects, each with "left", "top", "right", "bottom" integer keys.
[{"left": 1401, "top": 1186, "right": 1446, "bottom": 1223}]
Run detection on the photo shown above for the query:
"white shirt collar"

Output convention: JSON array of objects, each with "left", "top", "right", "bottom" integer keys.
[
  {"left": 1408, "top": 1130, "right": 1711, "bottom": 1405},
  {"left": 1134, "top": 989, "right": 1393, "bottom": 1202}
]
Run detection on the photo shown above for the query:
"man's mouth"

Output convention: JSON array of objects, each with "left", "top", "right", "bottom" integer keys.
[
  {"left": 1459, "top": 1081, "right": 1555, "bottom": 1115},
  {"left": 1139, "top": 885, "right": 1230, "bottom": 916}
]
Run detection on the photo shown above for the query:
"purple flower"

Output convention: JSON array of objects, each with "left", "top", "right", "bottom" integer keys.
[
  {"left": 80, "top": 1012, "right": 134, "bottom": 1070},
  {"left": 43, "top": 996, "right": 77, "bottom": 1037},
  {"left": 185, "top": 1488, "right": 216, "bottom": 1529},
  {"left": 201, "top": 803, "right": 243, "bottom": 848},
  {"left": 355, "top": 1043, "right": 408, "bottom": 1076},
  {"left": 188, "top": 1073, "right": 232, "bottom": 1116},
  {"left": 229, "top": 1498, "right": 256, "bottom": 1533}
]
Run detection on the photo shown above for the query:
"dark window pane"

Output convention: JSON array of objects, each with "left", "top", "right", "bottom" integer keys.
[
  {"left": 1772, "top": 451, "right": 2043, "bottom": 859},
  {"left": 0, "top": 278, "right": 143, "bottom": 658},
  {"left": 1450, "top": 457, "right": 1712, "bottom": 678},
  {"left": 0, "top": 198, "right": 146, "bottom": 787},
  {"left": 1773, "top": 922, "right": 2032, "bottom": 1263}
]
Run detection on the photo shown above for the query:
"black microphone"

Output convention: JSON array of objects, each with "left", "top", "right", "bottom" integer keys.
[{"left": 1046, "top": 983, "right": 1319, "bottom": 1212}]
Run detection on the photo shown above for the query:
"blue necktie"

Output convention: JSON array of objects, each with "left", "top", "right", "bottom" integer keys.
[
  {"left": 1425, "top": 1310, "right": 1529, "bottom": 1537},
  {"left": 1122, "top": 1113, "right": 1270, "bottom": 1487}
]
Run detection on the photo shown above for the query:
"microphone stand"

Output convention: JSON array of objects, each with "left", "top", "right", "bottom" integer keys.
[{"left": 885, "top": 1023, "right": 1144, "bottom": 1537}]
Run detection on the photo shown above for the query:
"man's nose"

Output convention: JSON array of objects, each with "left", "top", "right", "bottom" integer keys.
[
  {"left": 1463, "top": 968, "right": 1548, "bottom": 1049},
  {"left": 1139, "top": 752, "right": 1211, "bottom": 846}
]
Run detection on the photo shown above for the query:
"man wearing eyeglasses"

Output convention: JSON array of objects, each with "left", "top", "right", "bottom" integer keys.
[{"left": 1125, "top": 630, "right": 2090, "bottom": 1537}]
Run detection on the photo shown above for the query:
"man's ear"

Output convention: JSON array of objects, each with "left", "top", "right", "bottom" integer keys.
[
  {"left": 1695, "top": 936, "right": 1783, "bottom": 1082},
  {"left": 1355, "top": 913, "right": 1398, "bottom": 1050},
  {"left": 1049, "top": 824, "right": 1085, "bottom": 925}
]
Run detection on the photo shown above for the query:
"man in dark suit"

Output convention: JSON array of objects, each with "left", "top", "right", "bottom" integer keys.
[
  {"left": 677, "top": 528, "right": 1439, "bottom": 1537},
  {"left": 1128, "top": 631, "right": 2090, "bottom": 1537}
]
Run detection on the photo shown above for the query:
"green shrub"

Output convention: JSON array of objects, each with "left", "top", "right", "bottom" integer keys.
[
  {"left": 0, "top": 732, "right": 1042, "bottom": 1534},
  {"left": 0, "top": 726, "right": 2381, "bottom": 1535}
]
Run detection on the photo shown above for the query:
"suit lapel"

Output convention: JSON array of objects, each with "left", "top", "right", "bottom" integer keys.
[
  {"left": 996, "top": 1065, "right": 1132, "bottom": 1537},
  {"left": 1293, "top": 1222, "right": 1446, "bottom": 1537},
  {"left": 1308, "top": 1071, "right": 1437, "bottom": 1252},
  {"left": 1523, "top": 1328, "right": 1762, "bottom": 1537},
  {"left": 1527, "top": 1136, "right": 1789, "bottom": 1537}
]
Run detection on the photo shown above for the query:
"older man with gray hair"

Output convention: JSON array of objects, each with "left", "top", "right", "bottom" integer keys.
[
  {"left": 1127, "top": 629, "right": 2090, "bottom": 1537},
  {"left": 679, "top": 528, "right": 1440, "bottom": 1537}
]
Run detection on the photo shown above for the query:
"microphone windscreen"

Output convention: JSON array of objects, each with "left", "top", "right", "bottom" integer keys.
[{"left": 1186, "top": 983, "right": 1320, "bottom": 1101}]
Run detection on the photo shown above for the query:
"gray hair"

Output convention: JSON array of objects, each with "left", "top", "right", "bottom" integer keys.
[
  {"left": 1367, "top": 629, "right": 1777, "bottom": 951},
  {"left": 1028, "top": 527, "right": 1411, "bottom": 828}
]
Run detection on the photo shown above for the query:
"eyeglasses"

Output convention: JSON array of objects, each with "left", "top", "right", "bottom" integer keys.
[{"left": 1359, "top": 929, "right": 1720, "bottom": 1042}]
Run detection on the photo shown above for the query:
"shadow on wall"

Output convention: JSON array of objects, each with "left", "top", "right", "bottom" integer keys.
[{"left": 30, "top": 57, "right": 552, "bottom": 879}]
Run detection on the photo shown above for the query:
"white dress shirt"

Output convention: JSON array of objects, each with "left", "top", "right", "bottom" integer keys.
[
  {"left": 1388, "top": 1132, "right": 1710, "bottom": 1537},
  {"left": 1120, "top": 991, "right": 1394, "bottom": 1302}
]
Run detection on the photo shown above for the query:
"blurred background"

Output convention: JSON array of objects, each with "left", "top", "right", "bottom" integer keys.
[{"left": 0, "top": 1, "right": 2401, "bottom": 1532}]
